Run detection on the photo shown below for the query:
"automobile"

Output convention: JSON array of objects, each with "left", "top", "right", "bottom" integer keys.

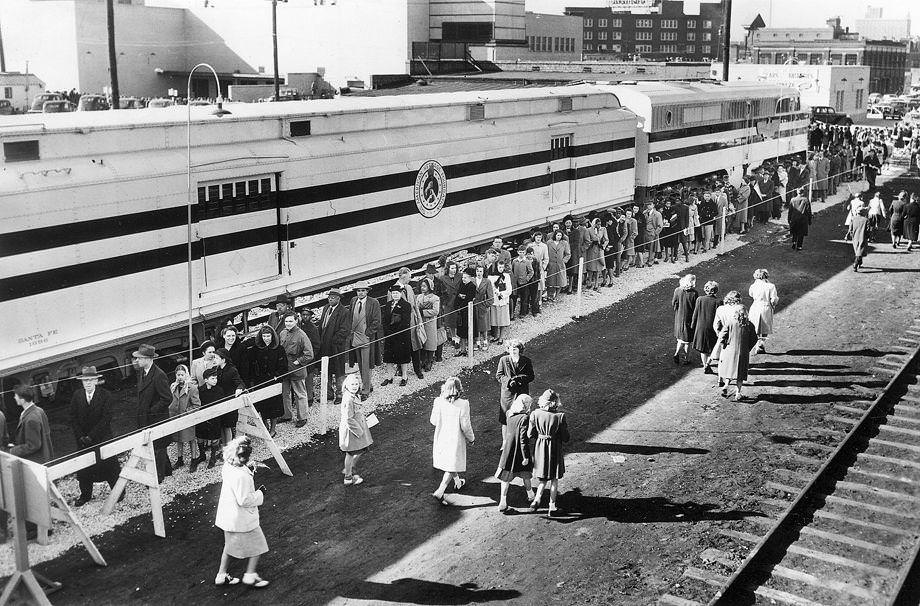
[
  {"left": 868, "top": 93, "right": 882, "bottom": 103},
  {"left": 875, "top": 103, "right": 903, "bottom": 120},
  {"left": 119, "top": 97, "right": 146, "bottom": 109},
  {"left": 810, "top": 105, "right": 852, "bottom": 126},
  {"left": 146, "top": 98, "right": 175, "bottom": 108},
  {"left": 42, "top": 100, "right": 75, "bottom": 113},
  {"left": 189, "top": 99, "right": 211, "bottom": 106},
  {"left": 0, "top": 100, "right": 13, "bottom": 115},
  {"left": 908, "top": 97, "right": 920, "bottom": 111},
  {"left": 28, "top": 92, "right": 64, "bottom": 113},
  {"left": 77, "top": 94, "right": 110, "bottom": 111}
]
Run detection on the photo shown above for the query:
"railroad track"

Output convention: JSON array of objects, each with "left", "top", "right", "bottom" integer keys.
[{"left": 660, "top": 318, "right": 920, "bottom": 606}]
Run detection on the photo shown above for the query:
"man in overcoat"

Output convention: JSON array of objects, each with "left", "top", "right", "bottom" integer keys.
[
  {"left": 69, "top": 366, "right": 122, "bottom": 505},
  {"left": 133, "top": 344, "right": 173, "bottom": 483},
  {"left": 10, "top": 385, "right": 53, "bottom": 463},
  {"left": 787, "top": 188, "right": 812, "bottom": 251},
  {"left": 348, "top": 282, "right": 382, "bottom": 398},
  {"left": 318, "top": 288, "right": 351, "bottom": 403},
  {"left": 280, "top": 313, "right": 314, "bottom": 428}
]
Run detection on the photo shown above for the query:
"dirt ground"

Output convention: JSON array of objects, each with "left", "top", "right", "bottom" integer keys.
[{"left": 11, "top": 174, "right": 920, "bottom": 606}]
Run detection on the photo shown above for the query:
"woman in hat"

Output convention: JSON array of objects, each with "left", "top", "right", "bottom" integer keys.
[
  {"left": 416, "top": 277, "right": 441, "bottom": 372},
  {"left": 527, "top": 389, "right": 570, "bottom": 516},
  {"left": 453, "top": 268, "right": 477, "bottom": 356},
  {"left": 495, "top": 394, "right": 535, "bottom": 513},
  {"left": 215, "top": 436, "right": 270, "bottom": 588},
  {"left": 545, "top": 229, "right": 570, "bottom": 300},
  {"left": 244, "top": 325, "right": 287, "bottom": 437},
  {"left": 194, "top": 366, "right": 225, "bottom": 470},
  {"left": 214, "top": 348, "right": 245, "bottom": 445},
  {"left": 430, "top": 377, "right": 475, "bottom": 504},
  {"left": 169, "top": 364, "right": 201, "bottom": 469},
  {"left": 339, "top": 373, "right": 373, "bottom": 486},
  {"left": 381, "top": 284, "right": 414, "bottom": 387},
  {"left": 439, "top": 261, "right": 462, "bottom": 347},
  {"left": 718, "top": 307, "right": 758, "bottom": 401}
]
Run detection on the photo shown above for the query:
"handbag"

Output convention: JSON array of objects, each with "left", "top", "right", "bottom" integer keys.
[
  {"left": 365, "top": 413, "right": 379, "bottom": 428},
  {"left": 436, "top": 327, "right": 448, "bottom": 346},
  {"left": 416, "top": 321, "right": 427, "bottom": 346}
]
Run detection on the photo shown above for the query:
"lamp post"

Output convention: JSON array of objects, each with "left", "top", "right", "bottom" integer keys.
[
  {"left": 186, "top": 63, "right": 231, "bottom": 367},
  {"left": 270, "top": 0, "right": 288, "bottom": 101}
]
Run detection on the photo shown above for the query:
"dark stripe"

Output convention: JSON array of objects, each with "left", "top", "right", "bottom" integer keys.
[
  {"left": 4, "top": 137, "right": 634, "bottom": 258},
  {"left": 649, "top": 127, "right": 809, "bottom": 162},
  {"left": 648, "top": 114, "right": 809, "bottom": 144},
  {"left": 1, "top": 158, "right": 634, "bottom": 302}
]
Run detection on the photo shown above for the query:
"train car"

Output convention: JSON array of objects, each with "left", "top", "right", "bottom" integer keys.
[
  {"left": 595, "top": 81, "right": 807, "bottom": 197},
  {"left": 0, "top": 86, "right": 637, "bottom": 400}
]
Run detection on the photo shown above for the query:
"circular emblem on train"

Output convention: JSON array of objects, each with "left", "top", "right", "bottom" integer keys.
[{"left": 414, "top": 160, "right": 447, "bottom": 218}]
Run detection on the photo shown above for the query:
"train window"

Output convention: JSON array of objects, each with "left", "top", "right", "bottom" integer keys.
[
  {"left": 468, "top": 103, "right": 485, "bottom": 121},
  {"left": 197, "top": 175, "right": 275, "bottom": 219},
  {"left": 550, "top": 134, "right": 572, "bottom": 161},
  {"left": 4, "top": 140, "right": 39, "bottom": 162},
  {"left": 665, "top": 110, "right": 673, "bottom": 126},
  {"left": 558, "top": 97, "right": 573, "bottom": 112},
  {"left": 289, "top": 120, "right": 311, "bottom": 137},
  {"left": 683, "top": 106, "right": 702, "bottom": 123}
]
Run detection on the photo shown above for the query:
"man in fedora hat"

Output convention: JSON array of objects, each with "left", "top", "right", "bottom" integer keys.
[
  {"left": 133, "top": 344, "right": 173, "bottom": 483},
  {"left": 348, "top": 280, "right": 381, "bottom": 398},
  {"left": 318, "top": 287, "right": 351, "bottom": 403},
  {"left": 69, "top": 366, "right": 122, "bottom": 506},
  {"left": 268, "top": 294, "right": 293, "bottom": 332}
]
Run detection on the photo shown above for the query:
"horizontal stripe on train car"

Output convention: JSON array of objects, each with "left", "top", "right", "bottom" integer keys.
[
  {"left": 648, "top": 128, "right": 808, "bottom": 162},
  {"left": 0, "top": 158, "right": 634, "bottom": 302},
  {"left": 648, "top": 114, "right": 808, "bottom": 144},
  {"left": 0, "top": 137, "right": 635, "bottom": 258}
]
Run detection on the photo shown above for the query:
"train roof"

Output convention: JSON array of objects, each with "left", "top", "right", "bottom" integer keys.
[
  {"left": 596, "top": 80, "right": 799, "bottom": 104},
  {"left": 0, "top": 84, "right": 622, "bottom": 136}
]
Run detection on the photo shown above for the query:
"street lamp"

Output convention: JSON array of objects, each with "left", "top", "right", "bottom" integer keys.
[{"left": 186, "top": 63, "right": 231, "bottom": 367}]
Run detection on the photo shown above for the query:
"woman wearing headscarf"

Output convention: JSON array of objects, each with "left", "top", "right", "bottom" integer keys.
[
  {"left": 381, "top": 284, "right": 414, "bottom": 387},
  {"left": 691, "top": 281, "right": 721, "bottom": 374},
  {"left": 850, "top": 196, "right": 871, "bottom": 272},
  {"left": 672, "top": 274, "right": 698, "bottom": 365},
  {"left": 487, "top": 259, "right": 513, "bottom": 346},
  {"left": 889, "top": 190, "right": 908, "bottom": 249},
  {"left": 430, "top": 377, "right": 475, "bottom": 505},
  {"left": 529, "top": 231, "right": 550, "bottom": 302},
  {"left": 416, "top": 277, "right": 441, "bottom": 372},
  {"left": 717, "top": 307, "right": 758, "bottom": 402},
  {"left": 339, "top": 373, "right": 373, "bottom": 486},
  {"left": 748, "top": 269, "right": 779, "bottom": 353},
  {"left": 495, "top": 394, "right": 535, "bottom": 514},
  {"left": 527, "top": 389, "right": 570, "bottom": 517},
  {"left": 583, "top": 217, "right": 607, "bottom": 291},
  {"left": 169, "top": 364, "right": 201, "bottom": 469},
  {"left": 545, "top": 230, "right": 571, "bottom": 301},
  {"left": 244, "top": 325, "right": 287, "bottom": 437}
]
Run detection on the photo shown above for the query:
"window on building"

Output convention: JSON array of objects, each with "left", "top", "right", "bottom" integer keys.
[
  {"left": 636, "top": 18, "right": 653, "bottom": 28},
  {"left": 662, "top": 19, "right": 678, "bottom": 29},
  {"left": 611, "top": 18, "right": 622, "bottom": 28},
  {"left": 599, "top": 44, "right": 608, "bottom": 51},
  {"left": 636, "top": 44, "right": 652, "bottom": 53},
  {"left": 830, "top": 53, "right": 842, "bottom": 65},
  {"left": 687, "top": 32, "right": 696, "bottom": 41},
  {"left": 636, "top": 31, "right": 652, "bottom": 41},
  {"left": 3, "top": 87, "right": 11, "bottom": 99},
  {"left": 585, "top": 30, "right": 593, "bottom": 40},
  {"left": 598, "top": 18, "right": 607, "bottom": 27},
  {"left": 844, "top": 53, "right": 857, "bottom": 65},
  {"left": 555, "top": 37, "right": 560, "bottom": 50},
  {"left": 610, "top": 44, "right": 621, "bottom": 52},
  {"left": 599, "top": 31, "right": 608, "bottom": 40},
  {"left": 585, "top": 43, "right": 594, "bottom": 51},
  {"left": 686, "top": 44, "right": 695, "bottom": 54},
  {"left": 703, "top": 20, "right": 712, "bottom": 28},
  {"left": 809, "top": 54, "right": 822, "bottom": 65},
  {"left": 835, "top": 90, "right": 845, "bottom": 111},
  {"left": 687, "top": 19, "right": 696, "bottom": 29},
  {"left": 703, "top": 33, "right": 712, "bottom": 41},
  {"left": 701, "top": 45, "right": 712, "bottom": 55},
  {"left": 661, "top": 44, "right": 678, "bottom": 53},
  {"left": 584, "top": 17, "right": 593, "bottom": 27},
  {"left": 855, "top": 88, "right": 864, "bottom": 108},
  {"left": 661, "top": 32, "right": 677, "bottom": 41},
  {"left": 611, "top": 31, "right": 622, "bottom": 40}
]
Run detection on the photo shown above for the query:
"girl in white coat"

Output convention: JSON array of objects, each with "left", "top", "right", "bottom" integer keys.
[
  {"left": 431, "top": 377, "right": 475, "bottom": 505},
  {"left": 748, "top": 268, "right": 779, "bottom": 354}
]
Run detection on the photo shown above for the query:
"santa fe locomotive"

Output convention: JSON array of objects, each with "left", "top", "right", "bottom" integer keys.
[{"left": 0, "top": 81, "right": 805, "bottom": 402}]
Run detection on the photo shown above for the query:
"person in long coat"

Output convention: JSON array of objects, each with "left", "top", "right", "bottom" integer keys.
[
  {"left": 196, "top": 367, "right": 224, "bottom": 470},
  {"left": 903, "top": 193, "right": 920, "bottom": 252},
  {"left": 394, "top": 268, "right": 425, "bottom": 380},
  {"left": 527, "top": 389, "right": 570, "bottom": 516},
  {"left": 889, "top": 190, "right": 908, "bottom": 248},
  {"left": 623, "top": 208, "right": 639, "bottom": 268},
  {"left": 416, "top": 278, "right": 441, "bottom": 371},
  {"left": 214, "top": 348, "right": 246, "bottom": 445},
  {"left": 850, "top": 198, "right": 871, "bottom": 272},
  {"left": 661, "top": 203, "right": 680, "bottom": 262},
  {"left": 787, "top": 187, "right": 812, "bottom": 251},
  {"left": 339, "top": 374, "right": 373, "bottom": 486},
  {"left": 219, "top": 327, "right": 248, "bottom": 382},
  {"left": 318, "top": 288, "right": 352, "bottom": 402},
  {"left": 488, "top": 261, "right": 513, "bottom": 345},
  {"left": 381, "top": 284, "right": 414, "bottom": 387},
  {"left": 69, "top": 366, "right": 121, "bottom": 505},
  {"left": 472, "top": 265, "right": 494, "bottom": 351},
  {"left": 439, "top": 262, "right": 462, "bottom": 344},
  {"left": 495, "top": 339, "right": 535, "bottom": 448},
  {"left": 718, "top": 307, "right": 758, "bottom": 402},
  {"left": 430, "top": 377, "right": 475, "bottom": 504},
  {"left": 545, "top": 230, "right": 570, "bottom": 300},
  {"left": 495, "top": 394, "right": 535, "bottom": 513},
  {"left": 691, "top": 281, "right": 721, "bottom": 374},
  {"left": 133, "top": 344, "right": 173, "bottom": 482},
  {"left": 583, "top": 218, "right": 605, "bottom": 289},
  {"left": 748, "top": 269, "right": 779, "bottom": 353},
  {"left": 529, "top": 231, "right": 550, "bottom": 300},
  {"left": 643, "top": 202, "right": 663, "bottom": 267},
  {"left": 244, "top": 325, "right": 287, "bottom": 436},
  {"left": 169, "top": 364, "right": 201, "bottom": 469},
  {"left": 453, "top": 269, "right": 477, "bottom": 356},
  {"left": 672, "top": 274, "right": 698, "bottom": 365}
]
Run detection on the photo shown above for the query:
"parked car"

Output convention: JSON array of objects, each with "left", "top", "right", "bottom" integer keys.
[
  {"left": 146, "top": 98, "right": 175, "bottom": 108},
  {"left": 42, "top": 100, "right": 75, "bottom": 113},
  {"left": 874, "top": 103, "right": 903, "bottom": 120},
  {"left": 119, "top": 97, "right": 146, "bottom": 109},
  {"left": 29, "top": 92, "right": 64, "bottom": 113},
  {"left": 810, "top": 105, "right": 852, "bottom": 126},
  {"left": 0, "top": 100, "right": 13, "bottom": 115},
  {"left": 77, "top": 94, "right": 110, "bottom": 111}
]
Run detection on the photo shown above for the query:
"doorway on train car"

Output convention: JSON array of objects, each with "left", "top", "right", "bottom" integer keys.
[
  {"left": 196, "top": 173, "right": 283, "bottom": 293},
  {"left": 548, "top": 134, "right": 575, "bottom": 209}
]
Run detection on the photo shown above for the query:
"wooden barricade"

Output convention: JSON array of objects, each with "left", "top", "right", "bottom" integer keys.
[{"left": 0, "top": 453, "right": 106, "bottom": 606}]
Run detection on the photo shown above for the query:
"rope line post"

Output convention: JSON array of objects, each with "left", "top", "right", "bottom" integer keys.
[
  {"left": 235, "top": 395, "right": 293, "bottom": 476},
  {"left": 573, "top": 256, "right": 585, "bottom": 320},
  {"left": 102, "top": 430, "right": 165, "bottom": 537},
  {"left": 720, "top": 205, "right": 727, "bottom": 255},
  {"left": 320, "top": 356, "right": 330, "bottom": 435},
  {"left": 467, "top": 302, "right": 474, "bottom": 364}
]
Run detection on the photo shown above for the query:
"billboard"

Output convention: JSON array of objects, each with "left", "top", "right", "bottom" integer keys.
[{"left": 606, "top": 0, "right": 661, "bottom": 11}]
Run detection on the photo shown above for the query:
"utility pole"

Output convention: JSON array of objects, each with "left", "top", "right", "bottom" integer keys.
[
  {"left": 271, "top": 0, "right": 287, "bottom": 101},
  {"left": 106, "top": 0, "right": 120, "bottom": 109},
  {"left": 721, "top": 0, "right": 732, "bottom": 82},
  {"left": 0, "top": 18, "right": 7, "bottom": 72}
]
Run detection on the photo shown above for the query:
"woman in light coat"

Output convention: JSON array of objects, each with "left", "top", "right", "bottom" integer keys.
[
  {"left": 430, "top": 377, "right": 475, "bottom": 504},
  {"left": 748, "top": 268, "right": 779, "bottom": 354},
  {"left": 527, "top": 389, "right": 570, "bottom": 516},
  {"left": 214, "top": 436, "right": 269, "bottom": 588},
  {"left": 488, "top": 260, "right": 513, "bottom": 345},
  {"left": 583, "top": 218, "right": 606, "bottom": 290},
  {"left": 169, "top": 364, "right": 201, "bottom": 468},
  {"left": 416, "top": 278, "right": 441, "bottom": 372},
  {"left": 545, "top": 230, "right": 571, "bottom": 301},
  {"left": 339, "top": 373, "right": 373, "bottom": 486},
  {"left": 472, "top": 265, "right": 494, "bottom": 351},
  {"left": 688, "top": 198, "right": 701, "bottom": 253}
]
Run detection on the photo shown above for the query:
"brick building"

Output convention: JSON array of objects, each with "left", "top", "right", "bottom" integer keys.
[{"left": 564, "top": 1, "right": 724, "bottom": 61}]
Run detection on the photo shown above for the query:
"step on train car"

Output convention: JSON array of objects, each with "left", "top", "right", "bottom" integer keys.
[{"left": 1, "top": 86, "right": 638, "bottom": 402}]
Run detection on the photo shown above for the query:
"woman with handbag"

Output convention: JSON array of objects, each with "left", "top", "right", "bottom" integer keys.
[
  {"left": 416, "top": 278, "right": 441, "bottom": 372},
  {"left": 430, "top": 377, "right": 475, "bottom": 505},
  {"left": 495, "top": 339, "right": 535, "bottom": 452},
  {"left": 527, "top": 389, "right": 570, "bottom": 516},
  {"left": 717, "top": 307, "right": 758, "bottom": 402},
  {"left": 487, "top": 259, "right": 513, "bottom": 346},
  {"left": 339, "top": 373, "right": 373, "bottom": 485},
  {"left": 495, "top": 394, "right": 535, "bottom": 513},
  {"left": 748, "top": 269, "right": 779, "bottom": 353}
]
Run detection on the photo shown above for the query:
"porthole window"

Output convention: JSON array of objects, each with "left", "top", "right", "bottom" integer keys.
[{"left": 665, "top": 110, "right": 673, "bottom": 126}]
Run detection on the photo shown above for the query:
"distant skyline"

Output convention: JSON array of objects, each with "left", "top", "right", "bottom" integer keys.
[{"left": 527, "top": 0, "right": 919, "bottom": 40}]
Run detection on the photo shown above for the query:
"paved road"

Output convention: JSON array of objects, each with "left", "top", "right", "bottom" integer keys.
[{"left": 22, "top": 173, "right": 920, "bottom": 605}]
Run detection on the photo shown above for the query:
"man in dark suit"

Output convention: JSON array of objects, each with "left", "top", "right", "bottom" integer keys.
[
  {"left": 318, "top": 288, "right": 351, "bottom": 403},
  {"left": 69, "top": 366, "right": 122, "bottom": 506},
  {"left": 675, "top": 197, "right": 691, "bottom": 262},
  {"left": 133, "top": 344, "right": 173, "bottom": 483},
  {"left": 348, "top": 281, "right": 382, "bottom": 398}
]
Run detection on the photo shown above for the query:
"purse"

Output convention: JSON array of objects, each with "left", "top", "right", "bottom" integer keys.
[{"left": 365, "top": 413, "right": 379, "bottom": 428}]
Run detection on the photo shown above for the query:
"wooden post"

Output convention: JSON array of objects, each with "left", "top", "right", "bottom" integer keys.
[
  {"left": 235, "top": 395, "right": 293, "bottom": 476},
  {"left": 467, "top": 301, "right": 474, "bottom": 363},
  {"left": 574, "top": 256, "right": 585, "bottom": 320},
  {"left": 102, "top": 431, "right": 165, "bottom": 538},
  {"left": 320, "top": 356, "right": 330, "bottom": 434},
  {"left": 808, "top": 178, "right": 813, "bottom": 202},
  {"left": 47, "top": 482, "right": 106, "bottom": 566},
  {"left": 720, "top": 205, "right": 727, "bottom": 255}
]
